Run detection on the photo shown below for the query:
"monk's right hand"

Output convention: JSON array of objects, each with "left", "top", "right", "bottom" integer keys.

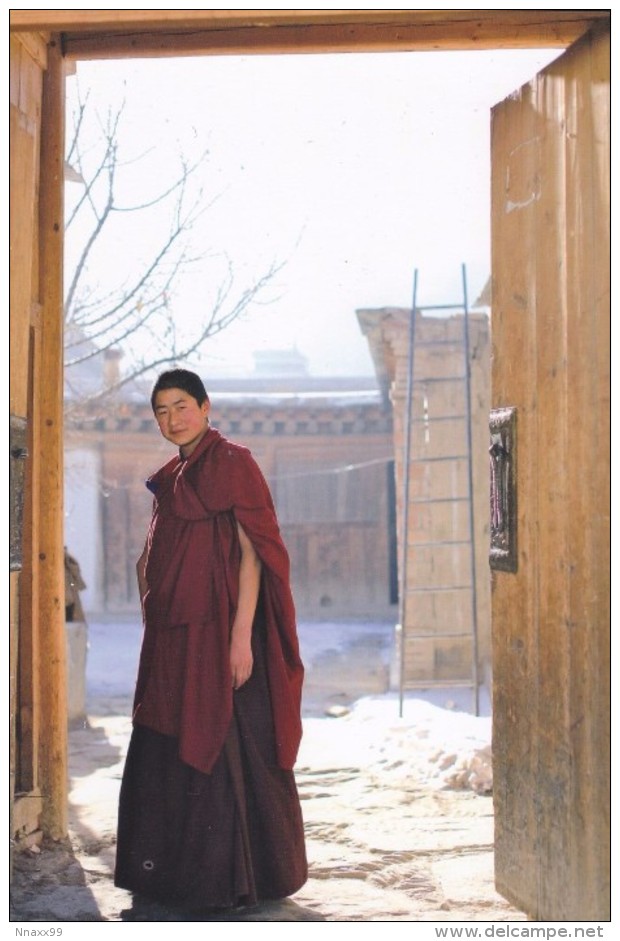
[{"left": 229, "top": 634, "right": 253, "bottom": 689}]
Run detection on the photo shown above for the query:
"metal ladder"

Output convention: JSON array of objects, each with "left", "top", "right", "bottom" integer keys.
[{"left": 398, "top": 264, "right": 480, "bottom": 716}]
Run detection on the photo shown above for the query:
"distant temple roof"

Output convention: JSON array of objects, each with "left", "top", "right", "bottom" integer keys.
[
  {"left": 251, "top": 347, "right": 310, "bottom": 378},
  {"left": 64, "top": 332, "right": 383, "bottom": 413}
]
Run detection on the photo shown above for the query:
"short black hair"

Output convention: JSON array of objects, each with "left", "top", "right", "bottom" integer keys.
[{"left": 151, "top": 369, "right": 209, "bottom": 411}]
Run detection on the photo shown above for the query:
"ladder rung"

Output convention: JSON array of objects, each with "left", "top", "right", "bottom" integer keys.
[
  {"left": 405, "top": 585, "right": 472, "bottom": 594},
  {"left": 401, "top": 679, "right": 476, "bottom": 689},
  {"left": 416, "top": 303, "right": 465, "bottom": 312},
  {"left": 409, "top": 455, "right": 468, "bottom": 464},
  {"left": 410, "top": 496, "right": 469, "bottom": 505},
  {"left": 403, "top": 631, "right": 475, "bottom": 640},
  {"left": 410, "top": 414, "right": 467, "bottom": 423},
  {"left": 412, "top": 376, "right": 466, "bottom": 383},
  {"left": 409, "top": 539, "right": 472, "bottom": 548},
  {"left": 412, "top": 339, "right": 466, "bottom": 347}
]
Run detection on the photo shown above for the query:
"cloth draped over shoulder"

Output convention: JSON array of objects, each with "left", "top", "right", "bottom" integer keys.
[{"left": 132, "top": 427, "right": 304, "bottom": 775}]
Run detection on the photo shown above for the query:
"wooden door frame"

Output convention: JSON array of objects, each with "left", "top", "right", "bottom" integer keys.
[
  {"left": 9, "top": 1, "right": 610, "bottom": 876},
  {"left": 10, "top": 9, "right": 608, "bottom": 59}
]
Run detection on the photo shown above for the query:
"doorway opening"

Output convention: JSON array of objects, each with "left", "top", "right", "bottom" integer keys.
[{"left": 62, "top": 47, "right": 559, "bottom": 725}]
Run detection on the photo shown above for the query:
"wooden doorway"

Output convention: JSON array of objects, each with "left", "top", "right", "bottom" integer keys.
[{"left": 9, "top": 10, "right": 610, "bottom": 919}]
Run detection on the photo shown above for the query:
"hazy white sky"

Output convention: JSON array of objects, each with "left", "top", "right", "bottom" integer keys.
[{"left": 66, "top": 47, "right": 560, "bottom": 379}]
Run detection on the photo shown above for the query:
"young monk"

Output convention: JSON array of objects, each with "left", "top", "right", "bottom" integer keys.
[{"left": 114, "top": 368, "right": 307, "bottom": 911}]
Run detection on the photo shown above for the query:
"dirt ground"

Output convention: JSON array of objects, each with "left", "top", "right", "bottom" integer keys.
[{"left": 9, "top": 620, "right": 523, "bottom": 924}]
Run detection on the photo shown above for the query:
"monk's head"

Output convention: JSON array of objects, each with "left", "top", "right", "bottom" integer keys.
[
  {"left": 151, "top": 369, "right": 209, "bottom": 411},
  {"left": 151, "top": 369, "right": 211, "bottom": 457}
]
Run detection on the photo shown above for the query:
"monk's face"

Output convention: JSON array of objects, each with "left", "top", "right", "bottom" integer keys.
[{"left": 153, "top": 387, "right": 210, "bottom": 457}]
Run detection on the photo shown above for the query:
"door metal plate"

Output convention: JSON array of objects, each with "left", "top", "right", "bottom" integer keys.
[{"left": 489, "top": 406, "right": 517, "bottom": 573}]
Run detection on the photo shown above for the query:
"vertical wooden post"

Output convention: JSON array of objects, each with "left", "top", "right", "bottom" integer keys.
[
  {"left": 10, "top": 32, "right": 45, "bottom": 840},
  {"left": 37, "top": 35, "right": 67, "bottom": 839}
]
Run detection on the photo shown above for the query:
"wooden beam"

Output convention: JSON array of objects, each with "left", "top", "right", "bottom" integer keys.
[
  {"left": 59, "top": 23, "right": 565, "bottom": 61},
  {"left": 15, "top": 10, "right": 433, "bottom": 32},
  {"left": 10, "top": 10, "right": 610, "bottom": 59},
  {"left": 8, "top": 9, "right": 610, "bottom": 35},
  {"left": 36, "top": 35, "right": 68, "bottom": 840}
]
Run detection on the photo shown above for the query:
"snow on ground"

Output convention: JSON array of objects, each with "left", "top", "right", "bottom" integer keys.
[
  {"left": 300, "top": 695, "right": 493, "bottom": 795},
  {"left": 84, "top": 617, "right": 493, "bottom": 794}
]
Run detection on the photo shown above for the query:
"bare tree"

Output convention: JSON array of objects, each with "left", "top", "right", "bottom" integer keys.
[{"left": 64, "top": 88, "right": 284, "bottom": 412}]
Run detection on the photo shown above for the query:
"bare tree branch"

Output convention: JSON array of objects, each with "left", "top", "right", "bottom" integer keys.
[{"left": 64, "top": 88, "right": 286, "bottom": 415}]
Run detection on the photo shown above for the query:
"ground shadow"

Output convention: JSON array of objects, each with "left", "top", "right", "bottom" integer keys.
[
  {"left": 120, "top": 896, "right": 326, "bottom": 922},
  {"left": 10, "top": 837, "right": 103, "bottom": 922}
]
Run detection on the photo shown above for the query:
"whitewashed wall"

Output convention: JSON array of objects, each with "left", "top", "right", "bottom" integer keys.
[{"left": 64, "top": 447, "right": 102, "bottom": 614}]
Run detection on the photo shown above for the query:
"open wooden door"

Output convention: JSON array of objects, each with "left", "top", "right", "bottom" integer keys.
[{"left": 490, "top": 25, "right": 609, "bottom": 921}]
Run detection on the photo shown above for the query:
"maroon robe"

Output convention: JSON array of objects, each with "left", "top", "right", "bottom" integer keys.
[
  {"left": 132, "top": 426, "right": 304, "bottom": 774},
  {"left": 115, "top": 428, "right": 307, "bottom": 909}
]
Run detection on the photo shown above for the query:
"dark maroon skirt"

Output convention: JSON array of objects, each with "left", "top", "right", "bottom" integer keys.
[{"left": 114, "top": 622, "right": 307, "bottom": 911}]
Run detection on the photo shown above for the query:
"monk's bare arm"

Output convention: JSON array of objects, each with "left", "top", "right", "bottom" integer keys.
[
  {"left": 136, "top": 544, "right": 148, "bottom": 601},
  {"left": 230, "top": 521, "right": 262, "bottom": 689}
]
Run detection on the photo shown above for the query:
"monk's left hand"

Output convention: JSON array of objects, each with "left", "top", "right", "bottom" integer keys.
[{"left": 230, "top": 635, "right": 254, "bottom": 689}]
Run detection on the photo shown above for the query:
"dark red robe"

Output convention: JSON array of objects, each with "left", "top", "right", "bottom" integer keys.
[
  {"left": 115, "top": 428, "right": 307, "bottom": 908},
  {"left": 132, "top": 426, "right": 304, "bottom": 775}
]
